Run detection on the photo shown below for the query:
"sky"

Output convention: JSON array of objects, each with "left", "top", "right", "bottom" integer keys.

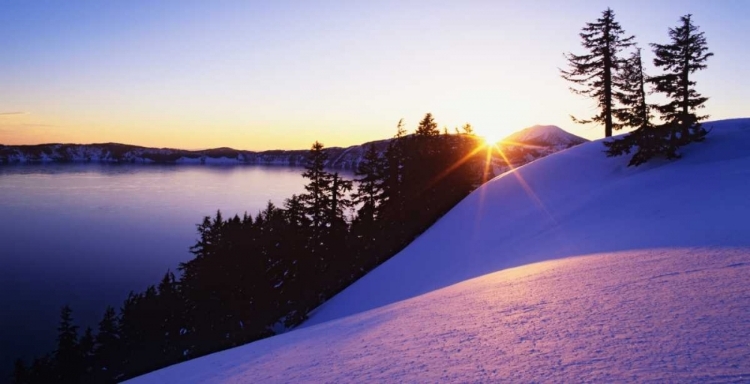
[{"left": 1, "top": 0, "right": 748, "bottom": 150}]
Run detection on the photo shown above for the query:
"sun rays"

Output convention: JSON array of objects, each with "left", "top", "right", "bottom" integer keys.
[{"left": 469, "top": 140, "right": 558, "bottom": 238}]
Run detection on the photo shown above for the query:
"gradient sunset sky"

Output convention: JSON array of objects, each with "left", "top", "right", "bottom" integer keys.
[{"left": 1, "top": 0, "right": 748, "bottom": 150}]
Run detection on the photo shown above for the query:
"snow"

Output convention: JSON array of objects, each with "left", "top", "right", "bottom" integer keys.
[
  {"left": 502, "top": 124, "right": 588, "bottom": 147},
  {"left": 305, "top": 118, "right": 750, "bottom": 326},
  {"left": 128, "top": 118, "right": 750, "bottom": 383},
  {"left": 129, "top": 248, "right": 750, "bottom": 383}
]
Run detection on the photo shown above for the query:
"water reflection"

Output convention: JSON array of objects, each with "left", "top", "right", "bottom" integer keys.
[{"left": 0, "top": 164, "right": 352, "bottom": 372}]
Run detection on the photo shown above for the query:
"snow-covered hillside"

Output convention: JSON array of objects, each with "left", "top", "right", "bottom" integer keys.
[
  {"left": 129, "top": 248, "right": 750, "bottom": 383},
  {"left": 129, "top": 118, "right": 750, "bottom": 383},
  {"left": 306, "top": 118, "right": 750, "bottom": 325}
]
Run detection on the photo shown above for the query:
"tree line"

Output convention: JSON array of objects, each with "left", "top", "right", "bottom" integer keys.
[
  {"left": 11, "top": 114, "right": 492, "bottom": 383},
  {"left": 561, "top": 9, "right": 713, "bottom": 166}
]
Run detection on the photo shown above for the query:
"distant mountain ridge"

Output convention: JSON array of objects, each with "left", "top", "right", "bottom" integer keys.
[
  {"left": 502, "top": 124, "right": 588, "bottom": 148},
  {"left": 496, "top": 125, "right": 589, "bottom": 168},
  {"left": 0, "top": 125, "right": 587, "bottom": 169},
  {"left": 0, "top": 140, "right": 392, "bottom": 169}
]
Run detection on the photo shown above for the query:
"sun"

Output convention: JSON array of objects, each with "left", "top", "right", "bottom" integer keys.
[{"left": 478, "top": 130, "right": 505, "bottom": 146}]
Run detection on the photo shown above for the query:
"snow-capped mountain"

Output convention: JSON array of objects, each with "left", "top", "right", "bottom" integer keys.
[
  {"left": 128, "top": 118, "right": 750, "bottom": 383},
  {"left": 502, "top": 124, "right": 588, "bottom": 148},
  {"left": 493, "top": 125, "right": 589, "bottom": 170}
]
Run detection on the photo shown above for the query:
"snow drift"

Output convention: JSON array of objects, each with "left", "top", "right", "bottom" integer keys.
[{"left": 128, "top": 118, "right": 750, "bottom": 383}]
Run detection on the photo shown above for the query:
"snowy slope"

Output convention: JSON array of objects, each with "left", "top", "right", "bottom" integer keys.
[
  {"left": 501, "top": 124, "right": 588, "bottom": 147},
  {"left": 305, "top": 118, "right": 750, "bottom": 326},
  {"left": 129, "top": 118, "right": 750, "bottom": 383},
  {"left": 128, "top": 247, "right": 750, "bottom": 383}
]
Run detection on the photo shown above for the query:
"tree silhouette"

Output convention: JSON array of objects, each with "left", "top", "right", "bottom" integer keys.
[
  {"left": 415, "top": 113, "right": 440, "bottom": 136},
  {"left": 352, "top": 144, "right": 385, "bottom": 224},
  {"left": 605, "top": 14, "right": 712, "bottom": 166},
  {"left": 614, "top": 48, "right": 652, "bottom": 131},
  {"left": 93, "top": 305, "right": 120, "bottom": 382},
  {"left": 561, "top": 8, "right": 634, "bottom": 137},
  {"left": 650, "top": 14, "right": 713, "bottom": 143},
  {"left": 17, "top": 114, "right": 500, "bottom": 382},
  {"left": 54, "top": 305, "right": 80, "bottom": 383},
  {"left": 302, "top": 141, "right": 332, "bottom": 230}
]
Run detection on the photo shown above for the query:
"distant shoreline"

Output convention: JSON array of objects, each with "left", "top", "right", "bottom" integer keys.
[{"left": 0, "top": 140, "right": 393, "bottom": 169}]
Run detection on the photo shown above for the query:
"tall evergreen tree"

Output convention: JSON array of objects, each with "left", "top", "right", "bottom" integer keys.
[
  {"left": 352, "top": 144, "right": 385, "bottom": 223},
  {"left": 605, "top": 14, "right": 713, "bottom": 166},
  {"left": 283, "top": 194, "right": 309, "bottom": 228},
  {"left": 461, "top": 123, "right": 474, "bottom": 135},
  {"left": 381, "top": 120, "right": 407, "bottom": 215},
  {"left": 78, "top": 327, "right": 95, "bottom": 377},
  {"left": 650, "top": 14, "right": 713, "bottom": 142},
  {"left": 328, "top": 172, "right": 353, "bottom": 227},
  {"left": 94, "top": 305, "right": 120, "bottom": 381},
  {"left": 415, "top": 113, "right": 439, "bottom": 136},
  {"left": 614, "top": 48, "right": 652, "bottom": 130},
  {"left": 604, "top": 47, "right": 660, "bottom": 166},
  {"left": 54, "top": 305, "right": 80, "bottom": 382},
  {"left": 301, "top": 141, "right": 332, "bottom": 229},
  {"left": 561, "top": 8, "right": 635, "bottom": 137}
]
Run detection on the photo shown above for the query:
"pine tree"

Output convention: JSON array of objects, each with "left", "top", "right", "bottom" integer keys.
[
  {"left": 352, "top": 144, "right": 385, "bottom": 223},
  {"left": 283, "top": 194, "right": 309, "bottom": 228},
  {"left": 650, "top": 14, "right": 713, "bottom": 143},
  {"left": 54, "top": 305, "right": 81, "bottom": 382},
  {"left": 561, "top": 8, "right": 635, "bottom": 137},
  {"left": 614, "top": 48, "right": 651, "bottom": 130},
  {"left": 155, "top": 270, "right": 183, "bottom": 365},
  {"left": 78, "top": 327, "right": 95, "bottom": 377},
  {"left": 605, "top": 14, "right": 713, "bottom": 166},
  {"left": 381, "top": 120, "right": 407, "bottom": 215},
  {"left": 328, "top": 172, "right": 353, "bottom": 228},
  {"left": 415, "top": 113, "right": 439, "bottom": 136},
  {"left": 301, "top": 141, "right": 332, "bottom": 229},
  {"left": 94, "top": 305, "right": 120, "bottom": 380},
  {"left": 461, "top": 123, "right": 474, "bottom": 135},
  {"left": 604, "top": 47, "right": 660, "bottom": 166}
]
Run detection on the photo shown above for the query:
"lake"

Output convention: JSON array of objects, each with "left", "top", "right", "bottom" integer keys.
[{"left": 0, "top": 164, "right": 352, "bottom": 373}]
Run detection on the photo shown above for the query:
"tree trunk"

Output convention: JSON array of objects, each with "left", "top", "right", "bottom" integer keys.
[
  {"left": 681, "top": 19, "right": 691, "bottom": 141},
  {"left": 604, "top": 18, "right": 613, "bottom": 137}
]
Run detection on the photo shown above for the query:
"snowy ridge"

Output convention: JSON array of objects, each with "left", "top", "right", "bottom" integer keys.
[{"left": 128, "top": 118, "right": 750, "bottom": 382}]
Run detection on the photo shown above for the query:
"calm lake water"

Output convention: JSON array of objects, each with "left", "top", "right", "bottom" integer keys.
[{"left": 0, "top": 164, "right": 350, "bottom": 373}]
